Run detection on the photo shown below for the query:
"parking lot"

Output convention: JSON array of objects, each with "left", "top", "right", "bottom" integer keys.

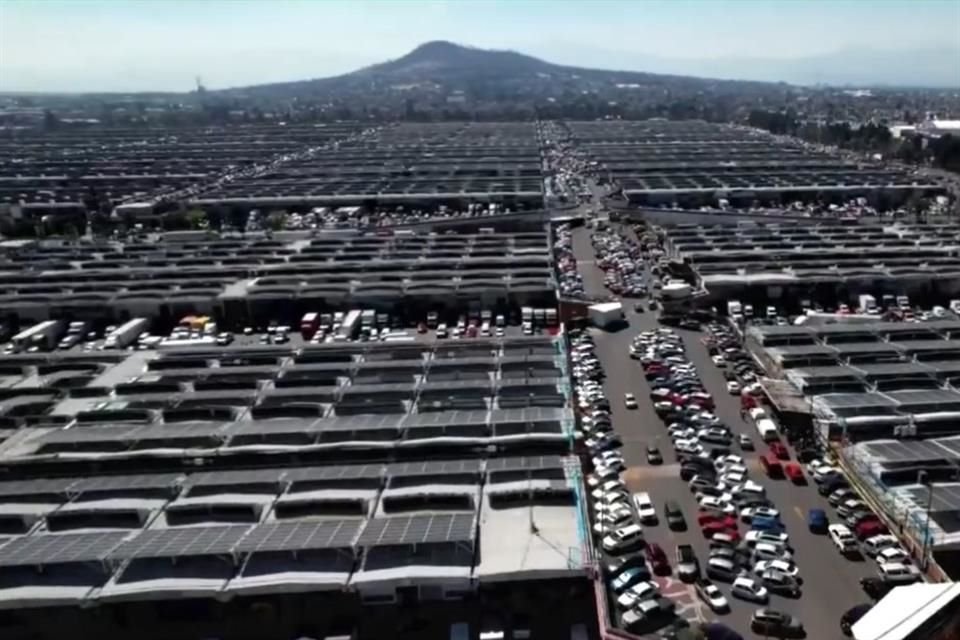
[{"left": 574, "top": 224, "right": 879, "bottom": 639}]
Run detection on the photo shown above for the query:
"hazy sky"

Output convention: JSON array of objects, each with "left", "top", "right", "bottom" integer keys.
[{"left": 1, "top": 0, "right": 958, "bottom": 92}]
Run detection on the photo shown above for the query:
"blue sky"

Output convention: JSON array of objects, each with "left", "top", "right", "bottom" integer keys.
[{"left": 1, "top": 0, "right": 958, "bottom": 91}]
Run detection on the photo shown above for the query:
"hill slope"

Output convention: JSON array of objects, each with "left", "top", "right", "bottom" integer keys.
[{"left": 219, "top": 40, "right": 767, "bottom": 98}]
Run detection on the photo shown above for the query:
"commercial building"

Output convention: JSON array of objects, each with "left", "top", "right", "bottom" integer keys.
[
  {"left": 566, "top": 120, "right": 944, "bottom": 208},
  {"left": 852, "top": 582, "right": 960, "bottom": 640},
  {"left": 0, "top": 333, "right": 596, "bottom": 640}
]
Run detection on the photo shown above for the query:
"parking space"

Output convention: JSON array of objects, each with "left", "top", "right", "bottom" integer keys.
[{"left": 575, "top": 223, "right": 883, "bottom": 639}]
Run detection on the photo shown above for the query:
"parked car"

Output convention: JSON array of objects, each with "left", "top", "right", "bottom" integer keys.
[
  {"left": 695, "top": 579, "right": 730, "bottom": 612},
  {"left": 675, "top": 544, "right": 699, "bottom": 582},
  {"left": 841, "top": 603, "right": 874, "bottom": 636},
  {"left": 665, "top": 501, "right": 687, "bottom": 531},
  {"left": 645, "top": 543, "right": 670, "bottom": 575},
  {"left": 750, "top": 608, "right": 804, "bottom": 637},
  {"left": 731, "top": 576, "right": 769, "bottom": 603}
]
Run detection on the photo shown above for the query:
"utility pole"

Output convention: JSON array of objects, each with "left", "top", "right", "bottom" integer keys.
[{"left": 918, "top": 470, "right": 934, "bottom": 571}]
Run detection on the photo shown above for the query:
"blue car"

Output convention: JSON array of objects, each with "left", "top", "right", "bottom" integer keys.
[
  {"left": 751, "top": 515, "right": 785, "bottom": 532},
  {"left": 807, "top": 508, "right": 828, "bottom": 533}
]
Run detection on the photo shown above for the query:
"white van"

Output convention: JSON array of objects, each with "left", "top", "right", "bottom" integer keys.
[
  {"left": 755, "top": 418, "right": 779, "bottom": 442},
  {"left": 480, "top": 321, "right": 491, "bottom": 337}
]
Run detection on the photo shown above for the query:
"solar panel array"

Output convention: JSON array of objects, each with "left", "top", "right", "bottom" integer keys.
[
  {"left": 387, "top": 460, "right": 483, "bottom": 477},
  {"left": 234, "top": 519, "right": 362, "bottom": 553},
  {"left": 284, "top": 464, "right": 384, "bottom": 483},
  {"left": 110, "top": 525, "right": 251, "bottom": 560},
  {"left": 357, "top": 513, "right": 476, "bottom": 547},
  {"left": 485, "top": 455, "right": 565, "bottom": 473},
  {"left": 70, "top": 473, "right": 183, "bottom": 496},
  {"left": 0, "top": 531, "right": 130, "bottom": 567}
]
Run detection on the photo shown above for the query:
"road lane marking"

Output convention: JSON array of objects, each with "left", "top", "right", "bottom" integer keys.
[{"left": 793, "top": 506, "right": 806, "bottom": 522}]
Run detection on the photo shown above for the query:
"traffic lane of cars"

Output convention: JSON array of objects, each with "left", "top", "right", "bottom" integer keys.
[
  {"left": 670, "top": 325, "right": 877, "bottom": 639},
  {"left": 592, "top": 308, "right": 663, "bottom": 469}
]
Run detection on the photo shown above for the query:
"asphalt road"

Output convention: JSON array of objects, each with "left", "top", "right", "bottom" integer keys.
[{"left": 574, "top": 225, "right": 876, "bottom": 640}]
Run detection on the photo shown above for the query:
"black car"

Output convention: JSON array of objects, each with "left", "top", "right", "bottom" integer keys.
[
  {"left": 665, "top": 501, "right": 687, "bottom": 531},
  {"left": 818, "top": 477, "right": 850, "bottom": 496},
  {"left": 750, "top": 609, "right": 805, "bottom": 638},
  {"left": 860, "top": 577, "right": 895, "bottom": 600},
  {"left": 841, "top": 603, "right": 874, "bottom": 636},
  {"left": 646, "top": 445, "right": 663, "bottom": 465}
]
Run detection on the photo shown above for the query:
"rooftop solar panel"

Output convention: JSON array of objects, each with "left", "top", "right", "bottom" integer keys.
[
  {"left": 357, "top": 513, "right": 476, "bottom": 547},
  {"left": 284, "top": 464, "right": 384, "bottom": 482},
  {"left": 317, "top": 414, "right": 404, "bottom": 431},
  {"left": 387, "top": 459, "right": 483, "bottom": 477},
  {"left": 71, "top": 473, "right": 183, "bottom": 495},
  {"left": 234, "top": 519, "right": 362, "bottom": 553},
  {"left": 0, "top": 531, "right": 129, "bottom": 567},
  {"left": 0, "top": 477, "right": 79, "bottom": 497},
  {"left": 187, "top": 468, "right": 286, "bottom": 488},
  {"left": 485, "top": 455, "right": 565, "bottom": 472},
  {"left": 110, "top": 525, "right": 250, "bottom": 560},
  {"left": 819, "top": 392, "right": 897, "bottom": 408},
  {"left": 401, "top": 410, "right": 489, "bottom": 428},
  {"left": 863, "top": 440, "right": 952, "bottom": 463}
]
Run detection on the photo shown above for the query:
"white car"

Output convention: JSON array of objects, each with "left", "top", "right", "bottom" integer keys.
[
  {"left": 876, "top": 546, "right": 911, "bottom": 566},
  {"left": 632, "top": 492, "right": 658, "bottom": 523},
  {"left": 813, "top": 464, "right": 843, "bottom": 483},
  {"left": 862, "top": 534, "right": 899, "bottom": 557},
  {"left": 828, "top": 524, "right": 858, "bottom": 553},
  {"left": 698, "top": 496, "right": 736, "bottom": 515},
  {"left": 878, "top": 562, "right": 920, "bottom": 584},
  {"left": 753, "top": 559, "right": 800, "bottom": 580},
  {"left": 752, "top": 542, "right": 793, "bottom": 562},
  {"left": 715, "top": 455, "right": 745, "bottom": 469},
  {"left": 624, "top": 393, "right": 638, "bottom": 409},
  {"left": 720, "top": 471, "right": 748, "bottom": 486},
  {"left": 602, "top": 524, "right": 645, "bottom": 553},
  {"left": 615, "top": 580, "right": 659, "bottom": 609},
  {"left": 726, "top": 380, "right": 742, "bottom": 395},
  {"left": 731, "top": 576, "right": 769, "bottom": 603},
  {"left": 696, "top": 581, "right": 729, "bottom": 612},
  {"left": 593, "top": 510, "right": 634, "bottom": 534},
  {"left": 591, "top": 481, "right": 626, "bottom": 500},
  {"left": 745, "top": 530, "right": 789, "bottom": 548},
  {"left": 711, "top": 355, "right": 726, "bottom": 366}
]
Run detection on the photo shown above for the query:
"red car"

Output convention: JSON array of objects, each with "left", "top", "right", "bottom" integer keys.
[
  {"left": 784, "top": 462, "right": 805, "bottom": 484},
  {"left": 769, "top": 442, "right": 789, "bottom": 460},
  {"left": 855, "top": 520, "right": 888, "bottom": 540},
  {"left": 697, "top": 513, "right": 737, "bottom": 528},
  {"left": 417, "top": 322, "right": 428, "bottom": 334},
  {"left": 702, "top": 521, "right": 738, "bottom": 538},
  {"left": 645, "top": 543, "right": 671, "bottom": 575}
]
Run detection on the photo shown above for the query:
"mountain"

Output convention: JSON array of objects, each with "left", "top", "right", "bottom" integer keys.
[{"left": 219, "top": 40, "right": 773, "bottom": 99}]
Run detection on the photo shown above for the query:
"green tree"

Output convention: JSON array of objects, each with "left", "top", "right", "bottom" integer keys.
[
  {"left": 266, "top": 211, "right": 287, "bottom": 231},
  {"left": 185, "top": 209, "right": 207, "bottom": 230}
]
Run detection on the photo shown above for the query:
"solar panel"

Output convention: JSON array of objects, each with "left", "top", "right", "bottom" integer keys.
[
  {"left": 485, "top": 455, "right": 565, "bottom": 472},
  {"left": 317, "top": 414, "right": 404, "bottom": 431},
  {"left": 188, "top": 468, "right": 285, "bottom": 488},
  {"left": 110, "top": 525, "right": 250, "bottom": 560},
  {"left": 0, "top": 531, "right": 129, "bottom": 567},
  {"left": 0, "top": 477, "right": 79, "bottom": 498},
  {"left": 234, "top": 519, "right": 362, "bottom": 553},
  {"left": 357, "top": 513, "right": 476, "bottom": 547},
  {"left": 71, "top": 473, "right": 183, "bottom": 496},
  {"left": 387, "top": 459, "right": 483, "bottom": 477},
  {"left": 284, "top": 464, "right": 384, "bottom": 483}
]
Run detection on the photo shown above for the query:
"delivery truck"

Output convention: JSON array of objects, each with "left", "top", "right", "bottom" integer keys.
[{"left": 104, "top": 318, "right": 149, "bottom": 349}]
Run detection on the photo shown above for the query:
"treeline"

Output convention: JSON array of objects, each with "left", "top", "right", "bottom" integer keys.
[{"left": 747, "top": 109, "right": 960, "bottom": 174}]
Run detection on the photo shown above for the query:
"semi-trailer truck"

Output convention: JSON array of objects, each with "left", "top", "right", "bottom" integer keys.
[
  {"left": 11, "top": 320, "right": 65, "bottom": 352},
  {"left": 104, "top": 318, "right": 149, "bottom": 349},
  {"left": 338, "top": 310, "right": 362, "bottom": 340}
]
